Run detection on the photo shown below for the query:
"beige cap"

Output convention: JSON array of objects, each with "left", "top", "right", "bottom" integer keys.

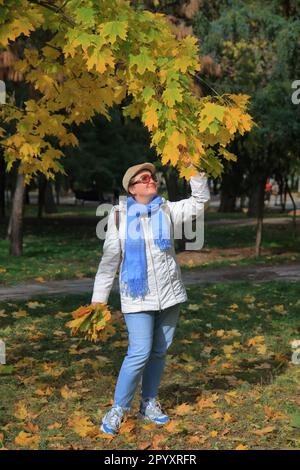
[{"left": 122, "top": 162, "right": 156, "bottom": 193}]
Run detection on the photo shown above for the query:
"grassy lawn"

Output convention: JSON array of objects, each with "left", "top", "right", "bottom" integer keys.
[
  {"left": 21, "top": 202, "right": 299, "bottom": 220},
  {"left": 0, "top": 280, "right": 300, "bottom": 450},
  {"left": 180, "top": 223, "right": 300, "bottom": 270},
  {"left": 0, "top": 209, "right": 299, "bottom": 286},
  {"left": 0, "top": 216, "right": 102, "bottom": 285},
  {"left": 23, "top": 204, "right": 107, "bottom": 218}
]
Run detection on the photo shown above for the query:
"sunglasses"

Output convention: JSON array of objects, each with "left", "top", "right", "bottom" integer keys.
[{"left": 130, "top": 173, "right": 158, "bottom": 186}]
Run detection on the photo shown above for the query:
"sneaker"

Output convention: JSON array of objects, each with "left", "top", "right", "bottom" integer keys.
[
  {"left": 100, "top": 405, "right": 124, "bottom": 435},
  {"left": 138, "top": 398, "right": 170, "bottom": 425}
]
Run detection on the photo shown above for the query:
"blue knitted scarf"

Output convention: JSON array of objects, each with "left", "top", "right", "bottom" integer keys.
[{"left": 120, "top": 195, "right": 171, "bottom": 300}]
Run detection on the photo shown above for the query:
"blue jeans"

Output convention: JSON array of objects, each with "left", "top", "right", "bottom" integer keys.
[{"left": 113, "top": 303, "right": 181, "bottom": 410}]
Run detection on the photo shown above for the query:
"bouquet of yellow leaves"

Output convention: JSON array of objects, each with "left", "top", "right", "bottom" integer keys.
[{"left": 65, "top": 303, "right": 115, "bottom": 342}]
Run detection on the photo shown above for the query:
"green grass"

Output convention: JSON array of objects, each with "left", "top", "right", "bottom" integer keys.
[
  {"left": 0, "top": 217, "right": 104, "bottom": 285},
  {"left": 0, "top": 281, "right": 300, "bottom": 449},
  {"left": 204, "top": 223, "right": 299, "bottom": 250},
  {"left": 180, "top": 254, "right": 300, "bottom": 272},
  {"left": 0, "top": 211, "right": 299, "bottom": 286},
  {"left": 205, "top": 209, "right": 297, "bottom": 221},
  {"left": 23, "top": 203, "right": 108, "bottom": 218}
]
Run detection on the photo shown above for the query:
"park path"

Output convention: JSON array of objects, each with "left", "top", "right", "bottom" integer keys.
[{"left": 0, "top": 262, "right": 299, "bottom": 302}]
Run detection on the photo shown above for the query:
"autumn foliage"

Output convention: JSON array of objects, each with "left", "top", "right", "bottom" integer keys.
[
  {"left": 65, "top": 303, "right": 115, "bottom": 342},
  {"left": 0, "top": 0, "right": 254, "bottom": 184}
]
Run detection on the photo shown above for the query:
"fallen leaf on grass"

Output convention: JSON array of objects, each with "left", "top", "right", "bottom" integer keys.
[
  {"left": 34, "top": 387, "right": 54, "bottom": 396},
  {"left": 14, "top": 402, "right": 28, "bottom": 420},
  {"left": 119, "top": 419, "right": 136, "bottom": 434},
  {"left": 151, "top": 433, "right": 168, "bottom": 449},
  {"left": 138, "top": 441, "right": 151, "bottom": 450},
  {"left": 48, "top": 422, "right": 62, "bottom": 430},
  {"left": 60, "top": 385, "right": 79, "bottom": 400},
  {"left": 252, "top": 425, "right": 276, "bottom": 436},
  {"left": 26, "top": 301, "right": 46, "bottom": 309},
  {"left": 34, "top": 277, "right": 46, "bottom": 283},
  {"left": 173, "top": 403, "right": 194, "bottom": 415},
  {"left": 24, "top": 422, "right": 39, "bottom": 434},
  {"left": 210, "top": 411, "right": 223, "bottom": 420},
  {"left": 163, "top": 420, "right": 181, "bottom": 434},
  {"left": 235, "top": 444, "right": 248, "bottom": 450},
  {"left": 11, "top": 310, "right": 27, "bottom": 318},
  {"left": 15, "top": 431, "right": 40, "bottom": 449},
  {"left": 141, "top": 421, "right": 156, "bottom": 431},
  {"left": 43, "top": 363, "right": 65, "bottom": 377},
  {"left": 67, "top": 413, "right": 98, "bottom": 438},
  {"left": 187, "top": 435, "right": 208, "bottom": 445},
  {"left": 195, "top": 394, "right": 219, "bottom": 410}
]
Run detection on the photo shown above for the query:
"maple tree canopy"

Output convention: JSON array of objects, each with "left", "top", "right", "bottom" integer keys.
[{"left": 0, "top": 0, "right": 254, "bottom": 185}]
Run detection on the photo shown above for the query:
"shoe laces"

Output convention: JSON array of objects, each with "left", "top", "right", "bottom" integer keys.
[
  {"left": 106, "top": 406, "right": 124, "bottom": 429},
  {"left": 144, "top": 398, "right": 165, "bottom": 416}
]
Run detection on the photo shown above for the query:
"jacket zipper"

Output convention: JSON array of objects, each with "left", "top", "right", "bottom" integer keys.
[{"left": 144, "top": 217, "right": 162, "bottom": 311}]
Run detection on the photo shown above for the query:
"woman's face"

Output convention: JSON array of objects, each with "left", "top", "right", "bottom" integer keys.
[{"left": 128, "top": 169, "right": 158, "bottom": 200}]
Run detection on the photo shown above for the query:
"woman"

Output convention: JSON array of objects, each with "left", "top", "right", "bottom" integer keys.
[{"left": 91, "top": 162, "right": 210, "bottom": 435}]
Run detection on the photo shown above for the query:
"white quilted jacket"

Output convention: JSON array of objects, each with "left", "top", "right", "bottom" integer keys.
[{"left": 91, "top": 172, "right": 210, "bottom": 313}]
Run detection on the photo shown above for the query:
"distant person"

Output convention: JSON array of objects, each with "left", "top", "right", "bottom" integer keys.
[
  {"left": 265, "top": 179, "right": 272, "bottom": 205},
  {"left": 272, "top": 181, "right": 280, "bottom": 206}
]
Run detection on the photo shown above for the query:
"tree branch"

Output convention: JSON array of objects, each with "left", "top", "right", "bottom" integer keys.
[{"left": 28, "top": 0, "right": 75, "bottom": 27}]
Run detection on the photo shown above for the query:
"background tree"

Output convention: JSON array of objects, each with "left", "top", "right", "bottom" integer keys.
[{"left": 0, "top": 0, "right": 253, "bottom": 256}]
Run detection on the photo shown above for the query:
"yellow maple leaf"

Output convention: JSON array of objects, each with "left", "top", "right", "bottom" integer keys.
[
  {"left": 60, "top": 385, "right": 79, "bottom": 400},
  {"left": 119, "top": 419, "right": 136, "bottom": 434},
  {"left": 48, "top": 422, "right": 62, "bottom": 430},
  {"left": 68, "top": 413, "right": 97, "bottom": 438},
  {"left": 144, "top": 105, "right": 159, "bottom": 130},
  {"left": 256, "top": 344, "right": 267, "bottom": 355},
  {"left": 86, "top": 47, "right": 115, "bottom": 74},
  {"left": 210, "top": 411, "right": 223, "bottom": 420},
  {"left": 247, "top": 335, "right": 265, "bottom": 347},
  {"left": 164, "top": 420, "right": 181, "bottom": 434},
  {"left": 252, "top": 425, "right": 276, "bottom": 436},
  {"left": 34, "top": 387, "right": 54, "bottom": 396},
  {"left": 15, "top": 431, "right": 40, "bottom": 449},
  {"left": 174, "top": 403, "right": 194, "bottom": 415},
  {"left": 161, "top": 141, "right": 180, "bottom": 166},
  {"left": 235, "top": 444, "right": 248, "bottom": 450},
  {"left": 14, "top": 402, "right": 28, "bottom": 420}
]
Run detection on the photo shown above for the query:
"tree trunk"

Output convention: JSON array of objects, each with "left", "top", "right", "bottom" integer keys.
[
  {"left": 247, "top": 173, "right": 267, "bottom": 218},
  {"left": 220, "top": 195, "right": 236, "bottom": 212},
  {"left": 163, "top": 166, "right": 181, "bottom": 202},
  {"left": 38, "top": 174, "right": 47, "bottom": 218},
  {"left": 255, "top": 215, "right": 263, "bottom": 256},
  {"left": 54, "top": 177, "right": 61, "bottom": 205},
  {"left": 286, "top": 179, "right": 298, "bottom": 239},
  {"left": 0, "top": 149, "right": 5, "bottom": 218},
  {"left": 44, "top": 180, "right": 57, "bottom": 213},
  {"left": 246, "top": 171, "right": 267, "bottom": 256},
  {"left": 219, "top": 161, "right": 243, "bottom": 212},
  {"left": 162, "top": 165, "right": 185, "bottom": 252},
  {"left": 278, "top": 175, "right": 286, "bottom": 211},
  {"left": 24, "top": 185, "right": 30, "bottom": 204},
  {"left": 7, "top": 171, "right": 25, "bottom": 256}
]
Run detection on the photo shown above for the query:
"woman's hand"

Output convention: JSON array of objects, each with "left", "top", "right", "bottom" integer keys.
[{"left": 187, "top": 164, "right": 206, "bottom": 177}]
